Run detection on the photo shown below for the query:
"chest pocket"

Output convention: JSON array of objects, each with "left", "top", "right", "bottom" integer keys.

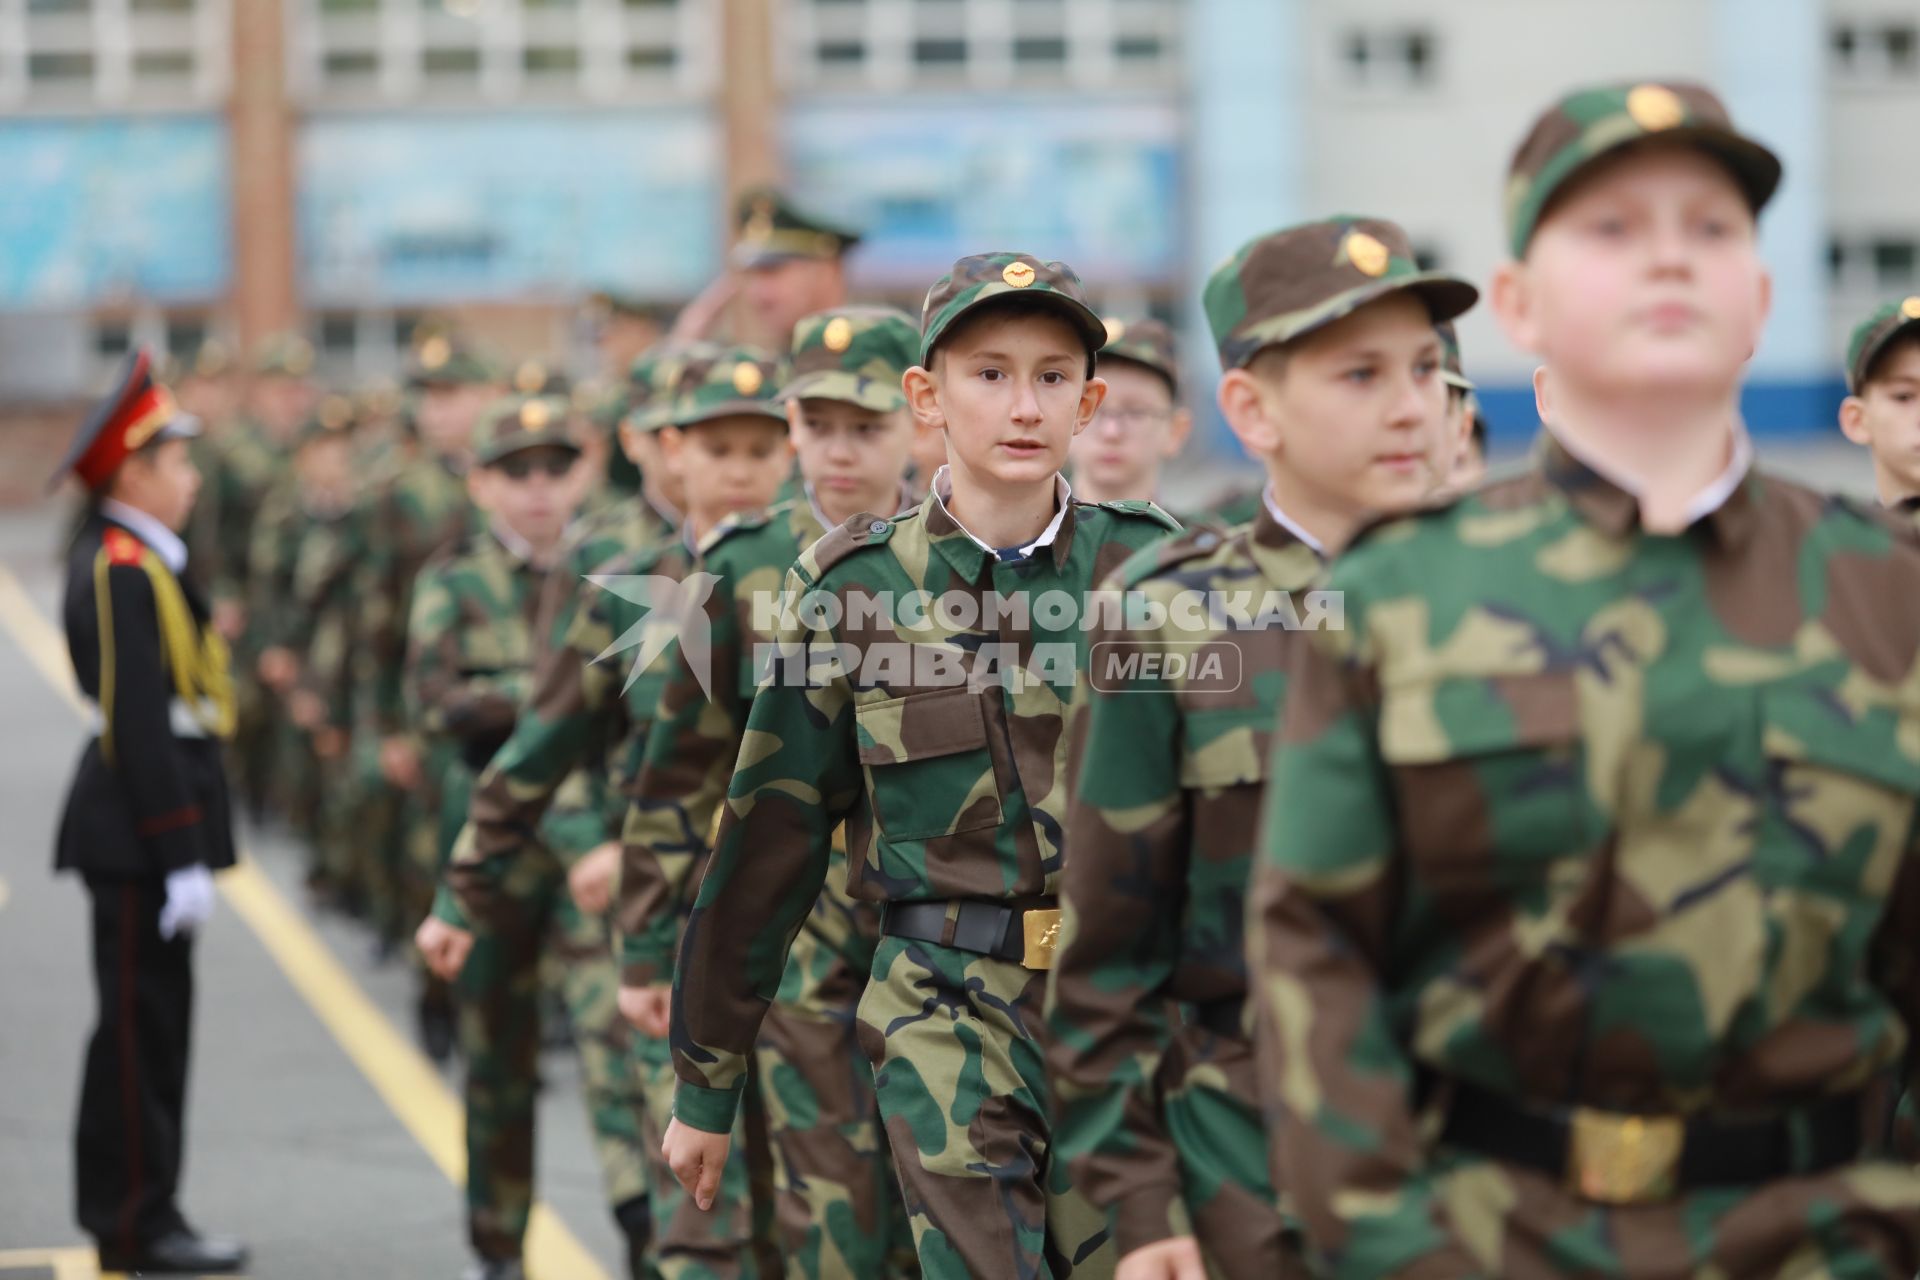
[
  {"left": 1378, "top": 670, "right": 1591, "bottom": 881},
  {"left": 1757, "top": 684, "right": 1920, "bottom": 904},
  {"left": 854, "top": 687, "right": 1005, "bottom": 842}
]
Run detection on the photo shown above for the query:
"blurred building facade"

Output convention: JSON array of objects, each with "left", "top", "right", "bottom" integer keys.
[{"left": 0, "top": 0, "right": 1911, "bottom": 437}]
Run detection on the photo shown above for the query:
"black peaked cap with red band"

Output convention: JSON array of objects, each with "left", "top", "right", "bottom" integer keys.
[{"left": 52, "top": 348, "right": 202, "bottom": 493}]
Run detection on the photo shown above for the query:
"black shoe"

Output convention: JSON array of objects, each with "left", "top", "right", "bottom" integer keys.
[
  {"left": 417, "top": 988, "right": 456, "bottom": 1064},
  {"left": 461, "top": 1259, "right": 525, "bottom": 1280},
  {"left": 98, "top": 1227, "right": 249, "bottom": 1274}
]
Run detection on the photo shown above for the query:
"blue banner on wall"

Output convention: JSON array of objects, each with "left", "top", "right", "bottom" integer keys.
[
  {"left": 0, "top": 116, "right": 230, "bottom": 308},
  {"left": 785, "top": 95, "right": 1183, "bottom": 289},
  {"left": 299, "top": 109, "right": 721, "bottom": 305}
]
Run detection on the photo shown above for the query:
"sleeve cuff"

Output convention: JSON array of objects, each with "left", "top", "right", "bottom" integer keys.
[
  {"left": 431, "top": 883, "right": 472, "bottom": 930},
  {"left": 673, "top": 1080, "right": 744, "bottom": 1135},
  {"left": 1112, "top": 1184, "right": 1194, "bottom": 1259}
]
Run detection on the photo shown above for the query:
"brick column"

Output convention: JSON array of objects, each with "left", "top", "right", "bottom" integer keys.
[
  {"left": 229, "top": 0, "right": 300, "bottom": 349},
  {"left": 718, "top": 0, "right": 781, "bottom": 211}
]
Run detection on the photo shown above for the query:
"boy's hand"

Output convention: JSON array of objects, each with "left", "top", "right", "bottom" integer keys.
[
  {"left": 1117, "top": 1237, "right": 1207, "bottom": 1280},
  {"left": 619, "top": 983, "right": 672, "bottom": 1037},
  {"left": 567, "top": 842, "right": 620, "bottom": 916},
  {"left": 415, "top": 916, "right": 474, "bottom": 982},
  {"left": 662, "top": 1118, "right": 729, "bottom": 1212}
]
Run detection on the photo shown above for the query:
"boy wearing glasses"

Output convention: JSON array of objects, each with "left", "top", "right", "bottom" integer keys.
[{"left": 1068, "top": 317, "right": 1192, "bottom": 510}]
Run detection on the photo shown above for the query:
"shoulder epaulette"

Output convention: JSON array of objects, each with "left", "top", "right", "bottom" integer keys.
[
  {"left": 798, "top": 509, "right": 908, "bottom": 584},
  {"left": 1089, "top": 497, "right": 1182, "bottom": 533},
  {"left": 1110, "top": 521, "right": 1234, "bottom": 590},
  {"left": 101, "top": 527, "right": 146, "bottom": 567}
]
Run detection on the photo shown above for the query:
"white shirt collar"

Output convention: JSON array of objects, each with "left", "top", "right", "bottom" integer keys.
[
  {"left": 1548, "top": 422, "right": 1754, "bottom": 525},
  {"left": 101, "top": 498, "right": 187, "bottom": 573},
  {"left": 931, "top": 464, "right": 1073, "bottom": 560},
  {"left": 1261, "top": 486, "right": 1327, "bottom": 555}
]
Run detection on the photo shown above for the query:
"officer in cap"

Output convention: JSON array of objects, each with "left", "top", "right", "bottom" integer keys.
[{"left": 51, "top": 350, "right": 248, "bottom": 1275}]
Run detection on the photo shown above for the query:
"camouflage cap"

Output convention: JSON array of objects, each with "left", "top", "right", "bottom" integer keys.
[
  {"left": 408, "top": 333, "right": 499, "bottom": 389},
  {"left": 1845, "top": 296, "right": 1920, "bottom": 394},
  {"left": 1506, "top": 81, "right": 1782, "bottom": 258},
  {"left": 664, "top": 344, "right": 788, "bottom": 431},
  {"left": 1096, "top": 316, "right": 1179, "bottom": 394},
  {"left": 624, "top": 341, "right": 724, "bottom": 434},
  {"left": 252, "top": 333, "right": 316, "bottom": 379},
  {"left": 1204, "top": 217, "right": 1479, "bottom": 371},
  {"left": 182, "top": 337, "right": 234, "bottom": 380},
  {"left": 919, "top": 252, "right": 1107, "bottom": 369},
  {"left": 1437, "top": 320, "right": 1474, "bottom": 392},
  {"left": 732, "top": 187, "right": 862, "bottom": 270},
  {"left": 295, "top": 393, "right": 360, "bottom": 448},
  {"left": 512, "top": 359, "right": 571, "bottom": 397},
  {"left": 472, "top": 394, "right": 583, "bottom": 466},
  {"left": 584, "top": 288, "right": 658, "bottom": 325},
  {"left": 780, "top": 306, "right": 919, "bottom": 413}
]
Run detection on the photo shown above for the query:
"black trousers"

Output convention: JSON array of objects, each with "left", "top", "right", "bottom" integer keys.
[{"left": 75, "top": 876, "right": 194, "bottom": 1253}]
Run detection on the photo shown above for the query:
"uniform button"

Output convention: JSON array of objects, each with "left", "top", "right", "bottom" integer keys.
[
  {"left": 1196, "top": 533, "right": 1218, "bottom": 549},
  {"left": 868, "top": 520, "right": 888, "bottom": 535}
]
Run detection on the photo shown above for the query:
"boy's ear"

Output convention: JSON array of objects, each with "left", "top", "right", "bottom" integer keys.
[
  {"left": 1218, "top": 368, "right": 1284, "bottom": 460},
  {"left": 1490, "top": 259, "right": 1540, "bottom": 358},
  {"left": 784, "top": 399, "right": 806, "bottom": 433},
  {"left": 1749, "top": 266, "right": 1774, "bottom": 360},
  {"left": 465, "top": 468, "right": 491, "bottom": 510},
  {"left": 1072, "top": 375, "right": 1109, "bottom": 439},
  {"left": 1164, "top": 407, "right": 1194, "bottom": 458},
  {"left": 1838, "top": 394, "right": 1872, "bottom": 447},
  {"left": 903, "top": 365, "right": 946, "bottom": 433}
]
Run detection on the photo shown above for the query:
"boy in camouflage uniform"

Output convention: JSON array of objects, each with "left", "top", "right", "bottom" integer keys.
[
  {"left": 1249, "top": 81, "right": 1920, "bottom": 1279},
  {"left": 1047, "top": 218, "right": 1477, "bottom": 1280},
  {"left": 618, "top": 307, "right": 923, "bottom": 1279},
  {"left": 356, "top": 336, "right": 497, "bottom": 1030},
  {"left": 1066, "top": 318, "right": 1192, "bottom": 510},
  {"left": 1839, "top": 300, "right": 1920, "bottom": 524},
  {"left": 406, "top": 394, "right": 652, "bottom": 1280},
  {"left": 432, "top": 346, "right": 795, "bottom": 1280},
  {"left": 659, "top": 253, "right": 1182, "bottom": 1279}
]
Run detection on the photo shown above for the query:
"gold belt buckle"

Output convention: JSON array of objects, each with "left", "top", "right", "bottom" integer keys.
[
  {"left": 1021, "top": 908, "right": 1062, "bottom": 970},
  {"left": 1567, "top": 1107, "right": 1684, "bottom": 1205}
]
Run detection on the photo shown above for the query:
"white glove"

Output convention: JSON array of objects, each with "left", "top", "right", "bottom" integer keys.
[{"left": 158, "top": 864, "right": 217, "bottom": 940}]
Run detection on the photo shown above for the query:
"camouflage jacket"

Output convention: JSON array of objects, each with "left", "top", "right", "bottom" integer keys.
[
  {"left": 198, "top": 421, "right": 284, "bottom": 610},
  {"left": 1249, "top": 434, "right": 1920, "bottom": 1278},
  {"left": 445, "top": 531, "right": 698, "bottom": 924},
  {"left": 533, "top": 490, "right": 678, "bottom": 658},
  {"left": 669, "top": 482, "right": 1180, "bottom": 1134},
  {"left": 246, "top": 474, "right": 350, "bottom": 655},
  {"left": 1047, "top": 501, "right": 1321, "bottom": 1256},
  {"left": 353, "top": 453, "right": 476, "bottom": 738},
  {"left": 290, "top": 504, "right": 367, "bottom": 732},
  {"left": 406, "top": 524, "right": 609, "bottom": 870},
  {"left": 618, "top": 497, "right": 886, "bottom": 999}
]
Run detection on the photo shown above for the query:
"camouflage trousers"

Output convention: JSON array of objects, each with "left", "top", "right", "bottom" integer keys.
[
  {"left": 456, "top": 847, "right": 650, "bottom": 1262},
  {"left": 1158, "top": 1022, "right": 1305, "bottom": 1279},
  {"left": 857, "top": 936, "right": 1114, "bottom": 1280}
]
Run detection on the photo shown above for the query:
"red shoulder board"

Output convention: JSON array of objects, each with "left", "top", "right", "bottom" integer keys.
[{"left": 103, "top": 528, "right": 145, "bottom": 566}]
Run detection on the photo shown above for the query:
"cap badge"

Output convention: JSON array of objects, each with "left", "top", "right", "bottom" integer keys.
[
  {"left": 419, "top": 336, "right": 451, "bottom": 371},
  {"left": 1626, "top": 84, "right": 1686, "bottom": 132},
  {"left": 1901, "top": 297, "right": 1920, "bottom": 321},
  {"left": 1344, "top": 231, "right": 1391, "bottom": 278},
  {"left": 823, "top": 317, "right": 854, "bottom": 353},
  {"left": 1102, "top": 317, "right": 1126, "bottom": 344},
  {"left": 521, "top": 400, "right": 552, "bottom": 431},
  {"left": 515, "top": 361, "right": 546, "bottom": 394},
  {"left": 732, "top": 362, "right": 765, "bottom": 396},
  {"left": 1002, "top": 261, "right": 1037, "bottom": 289}
]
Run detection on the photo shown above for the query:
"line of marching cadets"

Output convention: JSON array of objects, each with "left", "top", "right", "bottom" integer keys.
[{"left": 65, "top": 75, "right": 1920, "bottom": 1280}]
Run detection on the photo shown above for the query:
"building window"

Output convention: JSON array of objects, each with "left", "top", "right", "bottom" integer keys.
[
  {"left": 295, "top": 0, "right": 711, "bottom": 104},
  {"left": 1830, "top": 234, "right": 1920, "bottom": 288},
  {"left": 5, "top": 0, "right": 228, "bottom": 109},
  {"left": 783, "top": 0, "right": 1185, "bottom": 91},
  {"left": 1832, "top": 20, "right": 1920, "bottom": 79},
  {"left": 1340, "top": 26, "right": 1437, "bottom": 90}
]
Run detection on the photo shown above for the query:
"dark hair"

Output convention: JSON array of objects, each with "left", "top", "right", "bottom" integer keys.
[
  {"left": 932, "top": 295, "right": 1098, "bottom": 379},
  {"left": 1860, "top": 329, "right": 1920, "bottom": 392}
]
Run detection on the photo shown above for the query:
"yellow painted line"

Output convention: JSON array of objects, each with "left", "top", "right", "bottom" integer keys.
[
  {"left": 0, "top": 874, "right": 9, "bottom": 912},
  {"left": 0, "top": 563, "right": 607, "bottom": 1280},
  {"left": 0, "top": 1245, "right": 102, "bottom": 1280}
]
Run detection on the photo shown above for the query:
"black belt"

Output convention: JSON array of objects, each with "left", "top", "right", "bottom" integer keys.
[
  {"left": 1441, "top": 1078, "right": 1879, "bottom": 1205},
  {"left": 1190, "top": 996, "right": 1246, "bottom": 1039},
  {"left": 881, "top": 898, "right": 1059, "bottom": 968}
]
